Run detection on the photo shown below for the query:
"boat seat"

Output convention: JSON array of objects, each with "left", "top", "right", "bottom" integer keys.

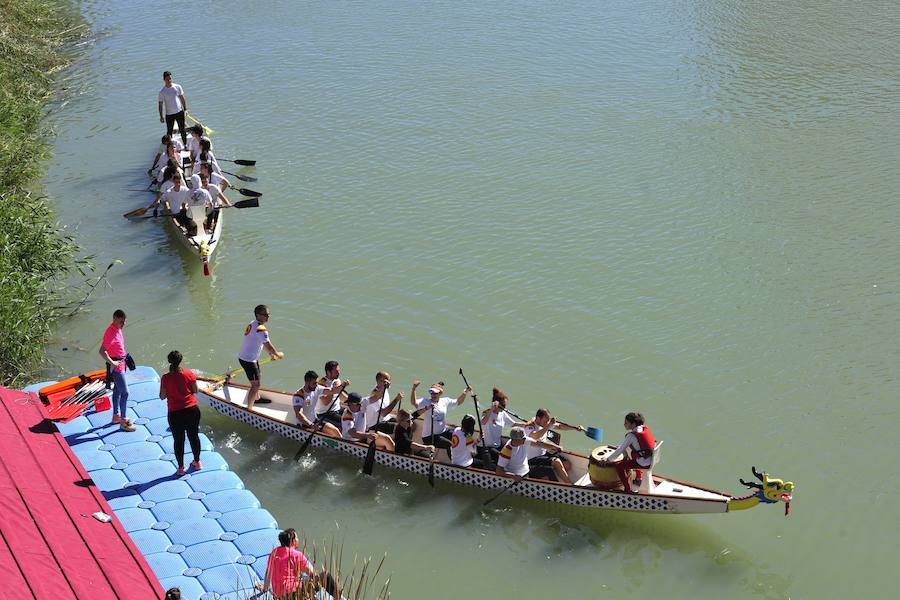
[
  {"left": 574, "top": 472, "right": 593, "bottom": 487},
  {"left": 188, "top": 204, "right": 206, "bottom": 234},
  {"left": 637, "top": 440, "right": 663, "bottom": 493}
]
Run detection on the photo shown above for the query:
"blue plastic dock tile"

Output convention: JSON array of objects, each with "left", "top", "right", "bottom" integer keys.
[
  {"left": 158, "top": 576, "right": 207, "bottom": 600},
  {"left": 133, "top": 399, "right": 169, "bottom": 420},
  {"left": 202, "top": 489, "right": 261, "bottom": 514},
  {"left": 151, "top": 498, "right": 209, "bottom": 523},
  {"left": 125, "top": 366, "right": 160, "bottom": 385},
  {"left": 89, "top": 468, "right": 129, "bottom": 492},
  {"left": 71, "top": 447, "right": 115, "bottom": 471},
  {"left": 64, "top": 430, "right": 101, "bottom": 447},
  {"left": 54, "top": 415, "right": 92, "bottom": 436},
  {"left": 197, "top": 563, "right": 259, "bottom": 598},
  {"left": 97, "top": 423, "right": 151, "bottom": 446},
  {"left": 145, "top": 551, "right": 189, "bottom": 580},
  {"left": 103, "top": 488, "right": 143, "bottom": 510},
  {"left": 128, "top": 528, "right": 174, "bottom": 555},
  {"left": 139, "top": 479, "right": 193, "bottom": 503},
  {"left": 180, "top": 539, "right": 241, "bottom": 570},
  {"left": 231, "top": 527, "right": 278, "bottom": 558},
  {"left": 145, "top": 416, "right": 172, "bottom": 435},
  {"left": 165, "top": 517, "right": 225, "bottom": 547},
  {"left": 160, "top": 432, "right": 214, "bottom": 453},
  {"left": 126, "top": 381, "right": 162, "bottom": 403},
  {"left": 186, "top": 470, "right": 244, "bottom": 494},
  {"left": 84, "top": 408, "right": 139, "bottom": 429},
  {"left": 216, "top": 509, "right": 277, "bottom": 535},
  {"left": 124, "top": 458, "right": 177, "bottom": 483},
  {"left": 115, "top": 507, "right": 158, "bottom": 532},
  {"left": 191, "top": 452, "right": 228, "bottom": 472},
  {"left": 111, "top": 441, "right": 165, "bottom": 464}
]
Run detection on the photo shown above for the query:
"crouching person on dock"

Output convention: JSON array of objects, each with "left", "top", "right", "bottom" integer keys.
[
  {"left": 291, "top": 370, "right": 341, "bottom": 438},
  {"left": 256, "top": 528, "right": 315, "bottom": 598},
  {"left": 159, "top": 351, "right": 202, "bottom": 476}
]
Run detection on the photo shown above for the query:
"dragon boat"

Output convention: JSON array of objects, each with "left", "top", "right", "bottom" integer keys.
[{"left": 196, "top": 378, "right": 793, "bottom": 515}]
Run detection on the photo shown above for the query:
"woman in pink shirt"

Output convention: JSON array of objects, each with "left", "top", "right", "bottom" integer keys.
[
  {"left": 256, "top": 528, "right": 315, "bottom": 598},
  {"left": 99, "top": 309, "right": 135, "bottom": 431}
]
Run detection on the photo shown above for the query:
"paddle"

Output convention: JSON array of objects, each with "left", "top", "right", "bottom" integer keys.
[
  {"left": 428, "top": 400, "right": 436, "bottom": 487},
  {"left": 185, "top": 111, "right": 215, "bottom": 136},
  {"left": 229, "top": 198, "right": 260, "bottom": 209},
  {"left": 483, "top": 478, "right": 520, "bottom": 507},
  {"left": 222, "top": 169, "right": 257, "bottom": 183},
  {"left": 362, "top": 383, "right": 389, "bottom": 476},
  {"left": 294, "top": 381, "right": 348, "bottom": 461},
  {"left": 129, "top": 185, "right": 262, "bottom": 198},
  {"left": 123, "top": 207, "right": 172, "bottom": 220},
  {"left": 219, "top": 158, "right": 256, "bottom": 166},
  {"left": 458, "top": 368, "right": 494, "bottom": 471},
  {"left": 502, "top": 408, "right": 602, "bottom": 443}
]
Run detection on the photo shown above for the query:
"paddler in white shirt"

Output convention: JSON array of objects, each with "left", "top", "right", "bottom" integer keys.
[
  {"left": 494, "top": 426, "right": 563, "bottom": 480},
  {"left": 480, "top": 387, "right": 523, "bottom": 462},
  {"left": 449, "top": 415, "right": 482, "bottom": 468},
  {"left": 341, "top": 393, "right": 394, "bottom": 451},
  {"left": 362, "top": 371, "right": 403, "bottom": 434},
  {"left": 291, "top": 370, "right": 341, "bottom": 438},
  {"left": 315, "top": 360, "right": 349, "bottom": 428},
  {"left": 522, "top": 408, "right": 585, "bottom": 485},
  {"left": 410, "top": 380, "right": 471, "bottom": 454},
  {"left": 148, "top": 134, "right": 184, "bottom": 176}
]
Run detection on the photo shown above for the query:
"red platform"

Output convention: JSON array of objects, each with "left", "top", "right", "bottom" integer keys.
[{"left": 0, "top": 386, "right": 163, "bottom": 599}]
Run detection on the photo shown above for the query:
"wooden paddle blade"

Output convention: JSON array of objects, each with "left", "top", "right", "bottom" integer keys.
[
  {"left": 123, "top": 207, "right": 148, "bottom": 219},
  {"left": 235, "top": 187, "right": 262, "bottom": 197},
  {"left": 233, "top": 198, "right": 259, "bottom": 209},
  {"left": 232, "top": 159, "right": 256, "bottom": 166},
  {"left": 362, "top": 440, "right": 377, "bottom": 475}
]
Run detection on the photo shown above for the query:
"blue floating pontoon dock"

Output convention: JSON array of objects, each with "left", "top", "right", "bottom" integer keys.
[{"left": 26, "top": 366, "right": 279, "bottom": 600}]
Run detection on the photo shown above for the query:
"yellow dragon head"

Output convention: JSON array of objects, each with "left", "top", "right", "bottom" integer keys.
[{"left": 731, "top": 466, "right": 794, "bottom": 515}]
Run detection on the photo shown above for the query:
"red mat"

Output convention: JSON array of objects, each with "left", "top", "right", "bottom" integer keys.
[{"left": 0, "top": 386, "right": 163, "bottom": 599}]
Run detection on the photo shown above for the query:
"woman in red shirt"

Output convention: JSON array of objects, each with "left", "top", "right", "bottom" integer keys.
[{"left": 159, "top": 350, "right": 202, "bottom": 476}]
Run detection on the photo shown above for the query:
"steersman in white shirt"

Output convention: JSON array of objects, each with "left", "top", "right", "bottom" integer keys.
[{"left": 236, "top": 304, "right": 284, "bottom": 410}]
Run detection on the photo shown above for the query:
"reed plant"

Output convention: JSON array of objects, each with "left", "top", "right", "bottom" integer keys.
[{"left": 0, "top": 0, "right": 91, "bottom": 385}]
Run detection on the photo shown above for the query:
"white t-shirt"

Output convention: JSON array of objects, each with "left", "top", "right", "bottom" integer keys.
[
  {"left": 161, "top": 187, "right": 192, "bottom": 214},
  {"left": 497, "top": 440, "right": 532, "bottom": 477},
  {"left": 315, "top": 378, "right": 342, "bottom": 416},
  {"left": 449, "top": 427, "right": 476, "bottom": 467},
  {"left": 159, "top": 175, "right": 186, "bottom": 196},
  {"left": 292, "top": 386, "right": 321, "bottom": 424},
  {"left": 523, "top": 421, "right": 550, "bottom": 459},
  {"left": 187, "top": 135, "right": 209, "bottom": 162},
  {"left": 237, "top": 320, "right": 269, "bottom": 362},
  {"left": 413, "top": 395, "right": 459, "bottom": 438},
  {"left": 157, "top": 139, "right": 184, "bottom": 157},
  {"left": 363, "top": 390, "right": 389, "bottom": 429},
  {"left": 341, "top": 407, "right": 366, "bottom": 440},
  {"left": 204, "top": 184, "right": 225, "bottom": 208},
  {"left": 159, "top": 84, "right": 184, "bottom": 115},
  {"left": 188, "top": 188, "right": 211, "bottom": 209},
  {"left": 196, "top": 151, "right": 221, "bottom": 174},
  {"left": 606, "top": 426, "right": 653, "bottom": 468},
  {"left": 483, "top": 410, "right": 516, "bottom": 448}
]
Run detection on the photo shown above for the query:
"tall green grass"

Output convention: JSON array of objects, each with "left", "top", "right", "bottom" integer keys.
[{"left": 0, "top": 0, "right": 90, "bottom": 386}]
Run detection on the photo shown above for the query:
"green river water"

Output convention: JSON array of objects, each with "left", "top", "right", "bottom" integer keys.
[{"left": 39, "top": 1, "right": 899, "bottom": 598}]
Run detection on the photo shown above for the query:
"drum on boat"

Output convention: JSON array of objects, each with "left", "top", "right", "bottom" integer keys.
[{"left": 589, "top": 446, "right": 623, "bottom": 490}]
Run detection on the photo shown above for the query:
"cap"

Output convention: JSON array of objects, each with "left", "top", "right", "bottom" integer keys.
[
  {"left": 347, "top": 392, "right": 362, "bottom": 405},
  {"left": 428, "top": 383, "right": 444, "bottom": 394},
  {"left": 509, "top": 426, "right": 525, "bottom": 440}
]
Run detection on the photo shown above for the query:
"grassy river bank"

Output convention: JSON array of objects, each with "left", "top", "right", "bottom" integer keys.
[{"left": 0, "top": 0, "right": 90, "bottom": 385}]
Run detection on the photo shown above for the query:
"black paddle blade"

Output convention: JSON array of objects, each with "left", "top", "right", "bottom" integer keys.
[
  {"left": 362, "top": 440, "right": 377, "bottom": 475},
  {"left": 483, "top": 481, "right": 517, "bottom": 507},
  {"left": 223, "top": 170, "right": 257, "bottom": 182},
  {"left": 232, "top": 159, "right": 256, "bottom": 166},
  {"left": 233, "top": 198, "right": 259, "bottom": 209},
  {"left": 478, "top": 447, "right": 495, "bottom": 472},
  {"left": 428, "top": 457, "right": 435, "bottom": 487},
  {"left": 294, "top": 430, "right": 316, "bottom": 461},
  {"left": 235, "top": 187, "right": 262, "bottom": 197}
]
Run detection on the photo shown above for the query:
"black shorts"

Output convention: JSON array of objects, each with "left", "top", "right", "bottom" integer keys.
[
  {"left": 238, "top": 358, "right": 260, "bottom": 381},
  {"left": 528, "top": 455, "right": 560, "bottom": 481},
  {"left": 316, "top": 410, "right": 342, "bottom": 428}
]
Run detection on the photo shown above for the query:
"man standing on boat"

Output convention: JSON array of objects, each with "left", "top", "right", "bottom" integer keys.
[
  {"left": 237, "top": 304, "right": 283, "bottom": 410},
  {"left": 158, "top": 70, "right": 188, "bottom": 147},
  {"left": 99, "top": 309, "right": 135, "bottom": 432}
]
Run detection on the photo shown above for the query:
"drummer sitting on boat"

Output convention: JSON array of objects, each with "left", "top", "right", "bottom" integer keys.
[
  {"left": 291, "top": 370, "right": 341, "bottom": 438},
  {"left": 341, "top": 393, "right": 394, "bottom": 451},
  {"left": 495, "top": 426, "right": 563, "bottom": 481},
  {"left": 597, "top": 412, "right": 656, "bottom": 493}
]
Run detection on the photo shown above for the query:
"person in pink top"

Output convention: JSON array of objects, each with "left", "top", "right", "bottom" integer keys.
[
  {"left": 256, "top": 528, "right": 315, "bottom": 598},
  {"left": 99, "top": 309, "right": 135, "bottom": 431}
]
